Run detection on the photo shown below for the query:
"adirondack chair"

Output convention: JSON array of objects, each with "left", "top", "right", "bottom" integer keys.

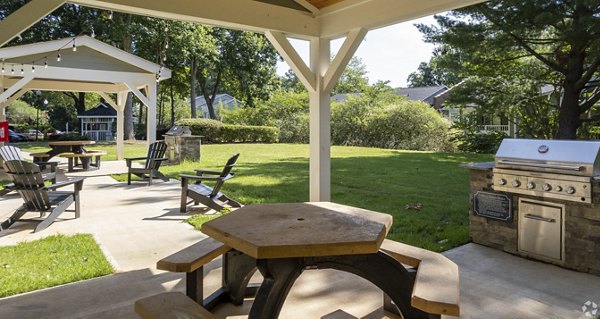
[
  {"left": 0, "top": 145, "right": 58, "bottom": 196},
  {"left": 1, "top": 160, "right": 84, "bottom": 233},
  {"left": 180, "top": 153, "right": 242, "bottom": 212},
  {"left": 125, "top": 141, "right": 169, "bottom": 186}
]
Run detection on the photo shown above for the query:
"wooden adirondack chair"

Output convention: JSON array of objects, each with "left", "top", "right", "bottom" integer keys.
[
  {"left": 0, "top": 145, "right": 58, "bottom": 196},
  {"left": 1, "top": 160, "right": 84, "bottom": 233},
  {"left": 180, "top": 153, "right": 242, "bottom": 212},
  {"left": 125, "top": 141, "right": 169, "bottom": 186}
]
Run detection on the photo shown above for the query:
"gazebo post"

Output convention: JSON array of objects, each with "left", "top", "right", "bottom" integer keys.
[
  {"left": 308, "top": 36, "right": 332, "bottom": 202},
  {"left": 116, "top": 91, "right": 127, "bottom": 160},
  {"left": 267, "top": 30, "right": 366, "bottom": 202},
  {"left": 146, "top": 82, "right": 157, "bottom": 144}
]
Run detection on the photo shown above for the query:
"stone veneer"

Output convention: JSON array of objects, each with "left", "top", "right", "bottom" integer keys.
[
  {"left": 466, "top": 162, "right": 600, "bottom": 276},
  {"left": 165, "top": 135, "right": 201, "bottom": 163}
]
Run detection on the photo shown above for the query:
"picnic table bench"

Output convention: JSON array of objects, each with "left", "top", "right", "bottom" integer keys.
[{"left": 59, "top": 150, "right": 106, "bottom": 172}]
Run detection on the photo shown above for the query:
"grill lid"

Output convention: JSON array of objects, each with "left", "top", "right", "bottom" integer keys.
[
  {"left": 165, "top": 125, "right": 191, "bottom": 136},
  {"left": 495, "top": 139, "right": 600, "bottom": 176}
]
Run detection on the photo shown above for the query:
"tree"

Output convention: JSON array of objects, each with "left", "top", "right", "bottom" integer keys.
[
  {"left": 418, "top": 0, "right": 600, "bottom": 139},
  {"left": 407, "top": 56, "right": 461, "bottom": 87},
  {"left": 280, "top": 56, "right": 370, "bottom": 95},
  {"left": 331, "top": 56, "right": 369, "bottom": 95}
]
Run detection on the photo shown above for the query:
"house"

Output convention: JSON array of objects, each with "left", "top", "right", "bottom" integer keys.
[
  {"left": 395, "top": 85, "right": 450, "bottom": 109},
  {"left": 193, "top": 94, "right": 241, "bottom": 118},
  {"left": 77, "top": 102, "right": 116, "bottom": 141}
]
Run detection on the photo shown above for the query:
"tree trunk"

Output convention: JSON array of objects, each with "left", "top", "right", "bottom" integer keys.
[
  {"left": 75, "top": 92, "right": 86, "bottom": 114},
  {"left": 190, "top": 56, "right": 198, "bottom": 118},
  {"left": 556, "top": 85, "right": 581, "bottom": 139},
  {"left": 124, "top": 92, "right": 135, "bottom": 140},
  {"left": 122, "top": 14, "right": 136, "bottom": 140},
  {"left": 170, "top": 77, "right": 175, "bottom": 127}
]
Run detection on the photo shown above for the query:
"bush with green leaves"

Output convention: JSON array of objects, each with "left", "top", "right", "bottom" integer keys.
[
  {"left": 176, "top": 118, "right": 223, "bottom": 143},
  {"left": 365, "top": 101, "right": 455, "bottom": 152},
  {"left": 219, "top": 125, "right": 279, "bottom": 143},
  {"left": 220, "top": 92, "right": 309, "bottom": 143},
  {"left": 451, "top": 122, "right": 507, "bottom": 154},
  {"left": 176, "top": 118, "right": 278, "bottom": 143},
  {"left": 58, "top": 133, "right": 90, "bottom": 141}
]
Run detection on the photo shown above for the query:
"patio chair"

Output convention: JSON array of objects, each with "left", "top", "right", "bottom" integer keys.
[
  {"left": 1, "top": 160, "right": 84, "bottom": 233},
  {"left": 0, "top": 145, "right": 58, "bottom": 196},
  {"left": 180, "top": 153, "right": 242, "bottom": 212},
  {"left": 125, "top": 141, "right": 169, "bottom": 186}
]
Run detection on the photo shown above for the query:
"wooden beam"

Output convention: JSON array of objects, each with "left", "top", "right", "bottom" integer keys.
[
  {"left": 2, "top": 78, "right": 128, "bottom": 93},
  {"left": 124, "top": 81, "right": 151, "bottom": 107},
  {"left": 266, "top": 31, "right": 316, "bottom": 92},
  {"left": 294, "top": 0, "right": 319, "bottom": 14},
  {"left": 323, "top": 28, "right": 366, "bottom": 92},
  {"left": 0, "top": 88, "right": 27, "bottom": 108},
  {"left": 308, "top": 37, "right": 331, "bottom": 202},
  {"left": 319, "top": 0, "right": 486, "bottom": 38},
  {"left": 0, "top": 76, "right": 33, "bottom": 103},
  {"left": 0, "top": 0, "right": 66, "bottom": 48},
  {"left": 70, "top": 0, "right": 319, "bottom": 37}
]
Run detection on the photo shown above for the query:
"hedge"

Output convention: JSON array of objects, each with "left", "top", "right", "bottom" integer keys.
[{"left": 176, "top": 118, "right": 278, "bottom": 143}]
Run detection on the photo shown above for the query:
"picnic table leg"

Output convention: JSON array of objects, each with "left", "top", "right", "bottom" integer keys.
[
  {"left": 203, "top": 250, "right": 258, "bottom": 310},
  {"left": 67, "top": 158, "right": 74, "bottom": 172},
  {"left": 248, "top": 252, "right": 429, "bottom": 319}
]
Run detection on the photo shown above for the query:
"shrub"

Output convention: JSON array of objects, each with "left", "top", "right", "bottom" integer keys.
[
  {"left": 365, "top": 101, "right": 455, "bottom": 152},
  {"left": 176, "top": 118, "right": 223, "bottom": 143},
  {"left": 219, "top": 125, "right": 279, "bottom": 143},
  {"left": 58, "top": 133, "right": 90, "bottom": 141},
  {"left": 451, "top": 122, "right": 507, "bottom": 153},
  {"left": 176, "top": 118, "right": 277, "bottom": 143}
]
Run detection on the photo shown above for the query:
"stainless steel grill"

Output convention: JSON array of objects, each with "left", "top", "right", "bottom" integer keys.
[{"left": 493, "top": 139, "right": 600, "bottom": 203}]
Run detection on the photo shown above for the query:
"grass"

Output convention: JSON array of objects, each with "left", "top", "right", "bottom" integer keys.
[
  {"left": 16, "top": 141, "right": 493, "bottom": 252},
  {"left": 0, "top": 234, "right": 114, "bottom": 298}
]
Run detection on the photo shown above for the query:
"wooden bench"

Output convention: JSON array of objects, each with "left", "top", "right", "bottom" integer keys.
[
  {"left": 380, "top": 239, "right": 460, "bottom": 317},
  {"left": 30, "top": 152, "right": 51, "bottom": 163},
  {"left": 135, "top": 292, "right": 217, "bottom": 319},
  {"left": 59, "top": 150, "right": 106, "bottom": 172},
  {"left": 157, "top": 237, "right": 232, "bottom": 305}
]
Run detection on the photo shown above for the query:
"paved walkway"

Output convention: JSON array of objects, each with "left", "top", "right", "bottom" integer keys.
[{"left": 0, "top": 161, "right": 599, "bottom": 318}]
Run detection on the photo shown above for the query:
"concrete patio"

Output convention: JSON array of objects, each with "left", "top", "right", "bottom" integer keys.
[{"left": 0, "top": 160, "right": 599, "bottom": 319}]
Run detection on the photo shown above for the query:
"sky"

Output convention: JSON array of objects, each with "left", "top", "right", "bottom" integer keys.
[{"left": 276, "top": 15, "right": 438, "bottom": 89}]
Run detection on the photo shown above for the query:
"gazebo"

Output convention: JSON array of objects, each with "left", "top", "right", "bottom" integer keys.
[
  {"left": 0, "top": 0, "right": 483, "bottom": 200},
  {"left": 0, "top": 35, "right": 171, "bottom": 159}
]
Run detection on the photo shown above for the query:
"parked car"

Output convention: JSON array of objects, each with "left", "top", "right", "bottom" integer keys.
[
  {"left": 24, "top": 129, "right": 44, "bottom": 141},
  {"left": 8, "top": 129, "right": 27, "bottom": 142}
]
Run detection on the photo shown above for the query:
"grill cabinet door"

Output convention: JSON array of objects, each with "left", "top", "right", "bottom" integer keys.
[{"left": 518, "top": 199, "right": 563, "bottom": 262}]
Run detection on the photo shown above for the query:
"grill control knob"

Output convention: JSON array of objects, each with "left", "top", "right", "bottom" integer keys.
[
  {"left": 566, "top": 186, "right": 576, "bottom": 194},
  {"left": 511, "top": 180, "right": 521, "bottom": 187},
  {"left": 527, "top": 182, "right": 536, "bottom": 189},
  {"left": 542, "top": 183, "right": 552, "bottom": 191},
  {"left": 497, "top": 178, "right": 507, "bottom": 186},
  {"left": 555, "top": 185, "right": 563, "bottom": 192}
]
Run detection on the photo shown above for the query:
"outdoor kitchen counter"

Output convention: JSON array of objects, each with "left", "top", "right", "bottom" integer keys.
[{"left": 460, "top": 162, "right": 494, "bottom": 170}]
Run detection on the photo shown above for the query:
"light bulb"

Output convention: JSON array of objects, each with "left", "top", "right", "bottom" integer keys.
[
  {"left": 108, "top": 10, "right": 113, "bottom": 20},
  {"left": 31, "top": 65, "right": 35, "bottom": 73},
  {"left": 57, "top": 53, "right": 61, "bottom": 62}
]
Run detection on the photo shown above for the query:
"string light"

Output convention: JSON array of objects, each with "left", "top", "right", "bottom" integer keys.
[
  {"left": 72, "top": 38, "right": 77, "bottom": 52},
  {"left": 57, "top": 53, "right": 61, "bottom": 62},
  {"left": 20, "top": 64, "right": 24, "bottom": 74},
  {"left": 11, "top": 65, "right": 14, "bottom": 74},
  {"left": 44, "top": 57, "right": 48, "bottom": 68},
  {"left": 108, "top": 10, "right": 113, "bottom": 20},
  {"left": 31, "top": 62, "right": 35, "bottom": 73},
  {"left": 91, "top": 28, "right": 96, "bottom": 38},
  {"left": 1, "top": 63, "right": 4, "bottom": 74}
]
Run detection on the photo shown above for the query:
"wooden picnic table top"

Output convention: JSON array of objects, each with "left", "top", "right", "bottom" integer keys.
[
  {"left": 201, "top": 201, "right": 392, "bottom": 259},
  {"left": 48, "top": 140, "right": 96, "bottom": 146}
]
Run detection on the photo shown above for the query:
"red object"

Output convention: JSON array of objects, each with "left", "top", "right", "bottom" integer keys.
[{"left": 0, "top": 121, "right": 8, "bottom": 143}]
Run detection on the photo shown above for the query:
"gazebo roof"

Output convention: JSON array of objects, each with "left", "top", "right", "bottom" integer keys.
[
  {"left": 0, "top": 35, "right": 171, "bottom": 95},
  {"left": 78, "top": 102, "right": 117, "bottom": 118}
]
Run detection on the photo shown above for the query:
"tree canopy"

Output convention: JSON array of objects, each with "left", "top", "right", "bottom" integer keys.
[{"left": 418, "top": 0, "right": 600, "bottom": 139}]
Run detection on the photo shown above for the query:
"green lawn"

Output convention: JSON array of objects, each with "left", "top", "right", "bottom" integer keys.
[
  {"left": 16, "top": 141, "right": 492, "bottom": 252},
  {"left": 0, "top": 234, "right": 114, "bottom": 298}
]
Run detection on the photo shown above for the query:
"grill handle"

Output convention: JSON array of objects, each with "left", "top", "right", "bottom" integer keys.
[
  {"left": 498, "top": 160, "right": 584, "bottom": 171},
  {"left": 524, "top": 213, "right": 556, "bottom": 223}
]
